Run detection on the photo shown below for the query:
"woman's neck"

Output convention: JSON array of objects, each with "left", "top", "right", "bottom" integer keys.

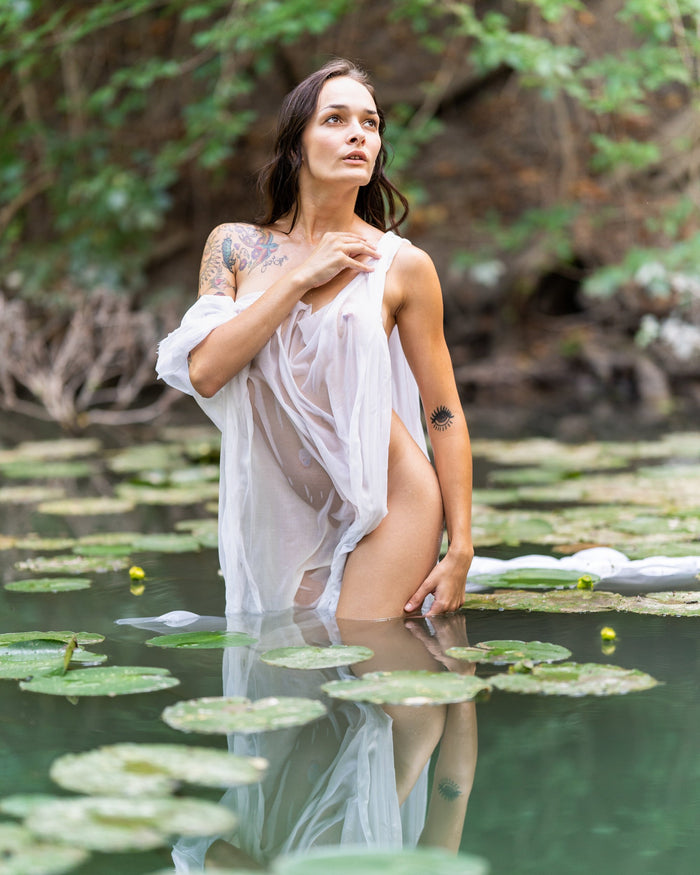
[{"left": 284, "top": 186, "right": 364, "bottom": 243}]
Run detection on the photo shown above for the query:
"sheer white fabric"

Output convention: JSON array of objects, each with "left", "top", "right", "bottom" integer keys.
[
  {"left": 171, "top": 610, "right": 429, "bottom": 871},
  {"left": 156, "top": 231, "right": 426, "bottom": 616}
]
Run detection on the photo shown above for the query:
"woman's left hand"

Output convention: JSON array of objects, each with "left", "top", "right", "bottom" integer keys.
[{"left": 403, "top": 547, "right": 473, "bottom": 617}]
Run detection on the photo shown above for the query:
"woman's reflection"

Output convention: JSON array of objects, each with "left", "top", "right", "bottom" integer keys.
[{"left": 172, "top": 610, "right": 478, "bottom": 871}]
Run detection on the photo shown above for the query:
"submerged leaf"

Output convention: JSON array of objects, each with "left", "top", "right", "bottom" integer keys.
[
  {"left": 490, "top": 662, "right": 659, "bottom": 696},
  {"left": 162, "top": 695, "right": 327, "bottom": 734},
  {"left": 446, "top": 639, "right": 571, "bottom": 665},
  {"left": 24, "top": 795, "right": 237, "bottom": 852},
  {"left": 260, "top": 644, "right": 374, "bottom": 670},
  {"left": 322, "top": 670, "right": 490, "bottom": 705},
  {"left": 50, "top": 743, "right": 267, "bottom": 796},
  {"left": 20, "top": 665, "right": 179, "bottom": 697},
  {"left": 146, "top": 630, "right": 256, "bottom": 649}
]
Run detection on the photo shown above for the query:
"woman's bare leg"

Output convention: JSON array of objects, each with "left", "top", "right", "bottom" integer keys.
[{"left": 337, "top": 413, "right": 444, "bottom": 620}]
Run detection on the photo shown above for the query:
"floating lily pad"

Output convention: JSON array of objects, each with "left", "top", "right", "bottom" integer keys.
[
  {"left": 49, "top": 743, "right": 267, "bottom": 796},
  {"left": 162, "top": 695, "right": 327, "bottom": 734},
  {"left": 260, "top": 645, "right": 374, "bottom": 670},
  {"left": 0, "top": 630, "right": 104, "bottom": 646},
  {"left": 322, "top": 670, "right": 491, "bottom": 705},
  {"left": 273, "top": 846, "right": 489, "bottom": 874},
  {"left": 131, "top": 533, "right": 201, "bottom": 553},
  {"left": 37, "top": 496, "right": 136, "bottom": 515},
  {"left": 0, "top": 486, "right": 66, "bottom": 505},
  {"left": 71, "top": 542, "right": 133, "bottom": 557},
  {"left": 0, "top": 460, "right": 94, "bottom": 479},
  {"left": 77, "top": 532, "right": 141, "bottom": 546},
  {"left": 4, "top": 577, "right": 92, "bottom": 593},
  {"left": 468, "top": 568, "right": 598, "bottom": 591},
  {"left": 627, "top": 591, "right": 700, "bottom": 616},
  {"left": 115, "top": 482, "right": 219, "bottom": 506},
  {"left": 8, "top": 438, "right": 102, "bottom": 461},
  {"left": 0, "top": 534, "right": 16, "bottom": 549},
  {"left": 0, "top": 794, "right": 63, "bottom": 819},
  {"left": 490, "top": 662, "right": 659, "bottom": 696},
  {"left": 14, "top": 536, "right": 78, "bottom": 551},
  {"left": 24, "top": 795, "right": 237, "bottom": 852},
  {"left": 446, "top": 640, "right": 572, "bottom": 665},
  {"left": 106, "top": 443, "right": 185, "bottom": 473},
  {"left": 0, "top": 640, "right": 106, "bottom": 679},
  {"left": 462, "top": 589, "right": 626, "bottom": 614},
  {"left": 15, "top": 554, "right": 130, "bottom": 574},
  {"left": 20, "top": 665, "right": 179, "bottom": 697},
  {"left": 0, "top": 822, "right": 89, "bottom": 875},
  {"left": 146, "top": 630, "right": 255, "bottom": 649}
]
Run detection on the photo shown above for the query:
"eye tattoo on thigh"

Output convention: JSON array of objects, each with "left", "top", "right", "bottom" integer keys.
[
  {"left": 438, "top": 778, "right": 462, "bottom": 801},
  {"left": 430, "top": 405, "right": 455, "bottom": 431}
]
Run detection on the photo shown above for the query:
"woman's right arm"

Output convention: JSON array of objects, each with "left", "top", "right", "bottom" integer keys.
[{"left": 188, "top": 224, "right": 379, "bottom": 398}]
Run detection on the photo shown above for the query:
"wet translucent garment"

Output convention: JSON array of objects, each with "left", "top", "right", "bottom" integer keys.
[{"left": 156, "top": 232, "right": 427, "bottom": 615}]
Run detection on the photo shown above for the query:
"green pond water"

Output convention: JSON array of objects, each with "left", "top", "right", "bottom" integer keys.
[{"left": 0, "top": 423, "right": 699, "bottom": 874}]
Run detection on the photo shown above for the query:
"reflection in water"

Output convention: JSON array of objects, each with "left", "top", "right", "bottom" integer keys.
[{"left": 169, "top": 610, "right": 478, "bottom": 871}]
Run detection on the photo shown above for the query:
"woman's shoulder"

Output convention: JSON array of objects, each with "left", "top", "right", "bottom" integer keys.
[{"left": 391, "top": 237, "right": 438, "bottom": 281}]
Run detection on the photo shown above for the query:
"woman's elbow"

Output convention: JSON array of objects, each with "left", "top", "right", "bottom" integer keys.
[{"left": 188, "top": 357, "right": 220, "bottom": 398}]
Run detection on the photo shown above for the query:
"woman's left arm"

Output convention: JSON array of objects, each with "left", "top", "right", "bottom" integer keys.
[{"left": 393, "top": 244, "right": 473, "bottom": 616}]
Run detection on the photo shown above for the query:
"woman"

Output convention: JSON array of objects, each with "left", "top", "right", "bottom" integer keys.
[{"left": 156, "top": 58, "right": 473, "bottom": 619}]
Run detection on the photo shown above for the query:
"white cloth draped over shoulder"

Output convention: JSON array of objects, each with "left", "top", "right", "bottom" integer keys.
[{"left": 156, "top": 231, "right": 427, "bottom": 615}]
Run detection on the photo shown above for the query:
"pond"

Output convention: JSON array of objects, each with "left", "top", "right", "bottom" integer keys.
[{"left": 0, "top": 420, "right": 698, "bottom": 874}]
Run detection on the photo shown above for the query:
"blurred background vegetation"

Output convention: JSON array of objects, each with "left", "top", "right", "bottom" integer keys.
[{"left": 2, "top": 0, "right": 700, "bottom": 435}]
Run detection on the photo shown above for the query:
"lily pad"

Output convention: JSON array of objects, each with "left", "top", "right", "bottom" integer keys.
[
  {"left": 146, "top": 630, "right": 256, "bottom": 649},
  {"left": 0, "top": 486, "right": 66, "bottom": 505},
  {"left": 0, "top": 822, "right": 89, "bottom": 875},
  {"left": 0, "top": 640, "right": 106, "bottom": 679},
  {"left": 0, "top": 631, "right": 104, "bottom": 646},
  {"left": 115, "top": 482, "right": 219, "bottom": 506},
  {"left": 14, "top": 536, "right": 78, "bottom": 551},
  {"left": 15, "top": 554, "right": 130, "bottom": 574},
  {"left": 4, "top": 577, "right": 92, "bottom": 593},
  {"left": 273, "top": 846, "right": 489, "bottom": 874},
  {"left": 0, "top": 794, "right": 63, "bottom": 819},
  {"left": 8, "top": 437, "right": 102, "bottom": 461},
  {"left": 627, "top": 591, "right": 700, "bottom": 616},
  {"left": 20, "top": 665, "right": 179, "bottom": 697},
  {"left": 322, "top": 670, "right": 491, "bottom": 705},
  {"left": 0, "top": 460, "right": 94, "bottom": 479},
  {"left": 462, "top": 589, "right": 627, "bottom": 614},
  {"left": 468, "top": 568, "right": 598, "bottom": 591},
  {"left": 162, "top": 695, "right": 327, "bottom": 734},
  {"left": 490, "top": 662, "right": 659, "bottom": 696},
  {"left": 446, "top": 640, "right": 572, "bottom": 665},
  {"left": 106, "top": 443, "right": 185, "bottom": 473},
  {"left": 260, "top": 645, "right": 374, "bottom": 670},
  {"left": 49, "top": 743, "right": 267, "bottom": 796},
  {"left": 24, "top": 795, "right": 237, "bottom": 852},
  {"left": 37, "top": 496, "right": 136, "bottom": 515},
  {"left": 131, "top": 533, "right": 201, "bottom": 553}
]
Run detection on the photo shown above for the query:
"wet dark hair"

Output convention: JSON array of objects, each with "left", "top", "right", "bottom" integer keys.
[{"left": 256, "top": 59, "right": 409, "bottom": 233}]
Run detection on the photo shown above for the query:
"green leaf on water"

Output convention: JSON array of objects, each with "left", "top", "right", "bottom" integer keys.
[
  {"left": 468, "top": 568, "right": 598, "bottom": 590},
  {"left": 162, "top": 695, "right": 327, "bottom": 734},
  {"left": 260, "top": 644, "right": 374, "bottom": 670},
  {"left": 145, "top": 630, "right": 256, "bottom": 649},
  {"left": 115, "top": 482, "right": 219, "bottom": 506},
  {"left": 0, "top": 631, "right": 104, "bottom": 646},
  {"left": 3, "top": 438, "right": 102, "bottom": 462},
  {"left": 0, "top": 640, "right": 106, "bottom": 680},
  {"left": 490, "top": 661, "right": 659, "bottom": 696},
  {"left": 49, "top": 743, "right": 267, "bottom": 796},
  {"left": 4, "top": 578, "right": 92, "bottom": 593},
  {"left": 0, "top": 794, "right": 64, "bottom": 819},
  {"left": 626, "top": 591, "right": 700, "bottom": 616},
  {"left": 0, "top": 822, "right": 89, "bottom": 875},
  {"left": 0, "top": 486, "right": 66, "bottom": 505},
  {"left": 131, "top": 533, "right": 202, "bottom": 553},
  {"left": 462, "top": 589, "right": 626, "bottom": 613},
  {"left": 14, "top": 536, "right": 78, "bottom": 551},
  {"left": 273, "top": 845, "right": 489, "bottom": 874},
  {"left": 37, "top": 496, "right": 136, "bottom": 515},
  {"left": 15, "top": 554, "right": 130, "bottom": 574},
  {"left": 23, "top": 795, "right": 237, "bottom": 852},
  {"left": 0, "top": 460, "right": 94, "bottom": 479},
  {"left": 446, "top": 639, "right": 572, "bottom": 665},
  {"left": 322, "top": 670, "right": 491, "bottom": 706},
  {"left": 20, "top": 665, "right": 179, "bottom": 697}
]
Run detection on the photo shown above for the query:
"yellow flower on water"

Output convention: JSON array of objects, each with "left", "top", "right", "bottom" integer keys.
[
  {"left": 576, "top": 575, "right": 594, "bottom": 590},
  {"left": 128, "top": 565, "right": 145, "bottom": 581},
  {"left": 600, "top": 626, "right": 617, "bottom": 641}
]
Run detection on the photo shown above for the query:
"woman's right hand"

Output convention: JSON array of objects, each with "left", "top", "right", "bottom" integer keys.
[{"left": 294, "top": 232, "right": 380, "bottom": 291}]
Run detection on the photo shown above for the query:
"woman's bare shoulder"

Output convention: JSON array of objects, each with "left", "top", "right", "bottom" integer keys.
[{"left": 392, "top": 240, "right": 440, "bottom": 292}]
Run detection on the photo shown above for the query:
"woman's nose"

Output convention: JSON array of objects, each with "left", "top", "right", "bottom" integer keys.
[{"left": 347, "top": 123, "right": 365, "bottom": 144}]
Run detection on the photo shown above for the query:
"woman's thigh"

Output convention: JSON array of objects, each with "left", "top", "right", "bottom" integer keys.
[{"left": 337, "top": 412, "right": 443, "bottom": 620}]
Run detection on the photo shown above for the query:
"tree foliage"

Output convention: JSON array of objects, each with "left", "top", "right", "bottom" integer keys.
[{"left": 1, "top": 0, "right": 699, "bottom": 425}]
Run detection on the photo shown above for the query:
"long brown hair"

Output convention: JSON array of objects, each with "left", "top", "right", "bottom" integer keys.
[{"left": 256, "top": 59, "right": 409, "bottom": 233}]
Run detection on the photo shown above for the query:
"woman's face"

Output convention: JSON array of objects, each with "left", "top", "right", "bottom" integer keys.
[{"left": 300, "top": 76, "right": 381, "bottom": 188}]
